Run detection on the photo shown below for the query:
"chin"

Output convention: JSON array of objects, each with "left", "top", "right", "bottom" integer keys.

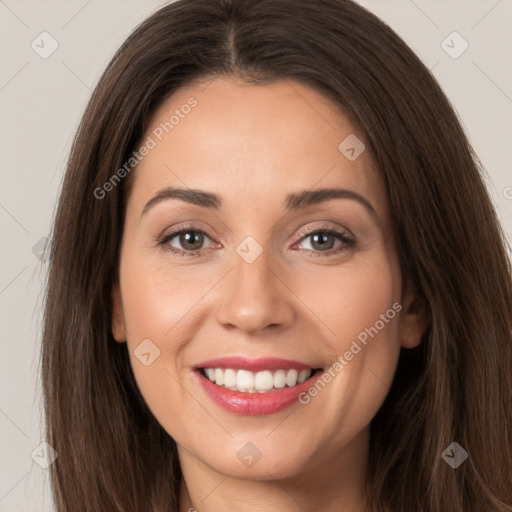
[{"left": 191, "top": 435, "right": 317, "bottom": 481}]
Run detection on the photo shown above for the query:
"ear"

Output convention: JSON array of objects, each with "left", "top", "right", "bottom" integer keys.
[
  {"left": 399, "top": 284, "right": 427, "bottom": 349},
  {"left": 111, "top": 281, "right": 127, "bottom": 343}
]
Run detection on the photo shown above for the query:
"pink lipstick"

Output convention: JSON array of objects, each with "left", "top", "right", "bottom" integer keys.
[{"left": 193, "top": 356, "right": 322, "bottom": 415}]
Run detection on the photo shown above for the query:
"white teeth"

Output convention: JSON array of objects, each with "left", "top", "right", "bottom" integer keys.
[
  {"left": 202, "top": 367, "right": 313, "bottom": 392},
  {"left": 254, "top": 370, "right": 273, "bottom": 391},
  {"left": 223, "top": 369, "right": 237, "bottom": 388},
  {"left": 286, "top": 369, "right": 298, "bottom": 387},
  {"left": 237, "top": 370, "right": 254, "bottom": 392},
  {"left": 273, "top": 369, "right": 286, "bottom": 388},
  {"left": 298, "top": 369, "right": 310, "bottom": 384}
]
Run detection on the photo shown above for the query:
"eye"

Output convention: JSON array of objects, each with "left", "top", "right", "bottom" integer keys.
[
  {"left": 295, "top": 227, "right": 355, "bottom": 256},
  {"left": 157, "top": 224, "right": 355, "bottom": 258},
  {"left": 159, "top": 227, "right": 214, "bottom": 257}
]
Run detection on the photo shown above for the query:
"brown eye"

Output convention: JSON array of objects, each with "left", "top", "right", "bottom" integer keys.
[
  {"left": 175, "top": 230, "right": 205, "bottom": 251},
  {"left": 295, "top": 228, "right": 355, "bottom": 256},
  {"left": 308, "top": 232, "right": 338, "bottom": 251},
  {"left": 160, "top": 228, "right": 214, "bottom": 256}
]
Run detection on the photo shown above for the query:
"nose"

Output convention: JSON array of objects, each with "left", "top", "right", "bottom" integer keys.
[{"left": 215, "top": 245, "right": 296, "bottom": 336}]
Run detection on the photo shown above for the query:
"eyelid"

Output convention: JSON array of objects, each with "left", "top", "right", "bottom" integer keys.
[
  {"left": 158, "top": 221, "right": 355, "bottom": 257},
  {"left": 158, "top": 221, "right": 212, "bottom": 242},
  {"left": 292, "top": 224, "right": 355, "bottom": 256},
  {"left": 295, "top": 222, "right": 354, "bottom": 240},
  {"left": 158, "top": 224, "right": 214, "bottom": 248}
]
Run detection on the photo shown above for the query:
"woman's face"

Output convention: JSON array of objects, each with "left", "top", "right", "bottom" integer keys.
[{"left": 112, "top": 76, "right": 421, "bottom": 482}]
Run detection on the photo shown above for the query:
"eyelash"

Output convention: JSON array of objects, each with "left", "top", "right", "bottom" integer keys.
[{"left": 157, "top": 224, "right": 355, "bottom": 259}]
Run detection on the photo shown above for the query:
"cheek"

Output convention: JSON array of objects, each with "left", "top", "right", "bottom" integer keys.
[
  {"left": 119, "top": 255, "right": 205, "bottom": 345},
  {"left": 117, "top": 247, "right": 233, "bottom": 435},
  {"left": 115, "top": 251, "right": 192, "bottom": 411},
  {"left": 298, "top": 253, "right": 399, "bottom": 354},
  {"left": 294, "top": 254, "right": 402, "bottom": 436}
]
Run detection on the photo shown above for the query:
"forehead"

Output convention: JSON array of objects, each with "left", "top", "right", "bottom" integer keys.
[{"left": 127, "top": 76, "right": 388, "bottom": 221}]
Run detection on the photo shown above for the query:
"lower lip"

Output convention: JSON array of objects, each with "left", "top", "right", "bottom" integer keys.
[{"left": 195, "top": 370, "right": 322, "bottom": 415}]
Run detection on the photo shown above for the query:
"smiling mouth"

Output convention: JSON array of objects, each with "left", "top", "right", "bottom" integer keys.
[{"left": 199, "top": 367, "right": 323, "bottom": 393}]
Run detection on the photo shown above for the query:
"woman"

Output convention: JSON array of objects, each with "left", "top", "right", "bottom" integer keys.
[{"left": 41, "top": 0, "right": 512, "bottom": 510}]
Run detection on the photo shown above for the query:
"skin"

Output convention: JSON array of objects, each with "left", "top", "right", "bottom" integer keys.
[{"left": 112, "top": 76, "right": 425, "bottom": 512}]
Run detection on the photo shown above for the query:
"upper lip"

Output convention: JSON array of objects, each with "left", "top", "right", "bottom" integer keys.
[{"left": 193, "top": 356, "right": 319, "bottom": 372}]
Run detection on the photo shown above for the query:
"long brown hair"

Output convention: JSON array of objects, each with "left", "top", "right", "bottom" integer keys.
[{"left": 41, "top": 0, "right": 512, "bottom": 510}]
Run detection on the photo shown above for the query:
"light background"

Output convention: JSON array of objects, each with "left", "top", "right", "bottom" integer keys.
[{"left": 0, "top": 0, "right": 511, "bottom": 510}]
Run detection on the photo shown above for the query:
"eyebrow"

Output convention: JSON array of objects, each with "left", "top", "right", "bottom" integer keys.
[{"left": 141, "top": 186, "right": 377, "bottom": 218}]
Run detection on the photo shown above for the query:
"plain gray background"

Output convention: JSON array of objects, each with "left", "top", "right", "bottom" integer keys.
[{"left": 1, "top": 1, "right": 511, "bottom": 510}]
